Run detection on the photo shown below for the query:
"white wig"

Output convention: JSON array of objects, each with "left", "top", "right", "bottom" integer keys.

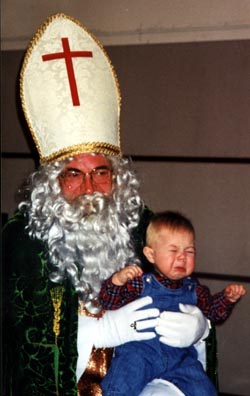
[{"left": 18, "top": 156, "right": 144, "bottom": 303}]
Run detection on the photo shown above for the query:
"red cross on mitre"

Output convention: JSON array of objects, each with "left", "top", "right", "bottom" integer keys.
[{"left": 42, "top": 37, "right": 93, "bottom": 106}]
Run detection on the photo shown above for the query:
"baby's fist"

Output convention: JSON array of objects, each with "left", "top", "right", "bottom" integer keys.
[{"left": 225, "top": 284, "right": 246, "bottom": 303}]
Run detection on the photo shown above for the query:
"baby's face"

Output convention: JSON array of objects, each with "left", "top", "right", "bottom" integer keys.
[{"left": 145, "top": 228, "right": 196, "bottom": 280}]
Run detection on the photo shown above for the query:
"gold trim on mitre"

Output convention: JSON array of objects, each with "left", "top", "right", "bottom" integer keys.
[
  {"left": 42, "top": 142, "right": 121, "bottom": 164},
  {"left": 20, "top": 13, "right": 122, "bottom": 163}
]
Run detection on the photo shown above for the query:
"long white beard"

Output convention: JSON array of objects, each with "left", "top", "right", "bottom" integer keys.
[
  {"left": 19, "top": 156, "right": 143, "bottom": 304},
  {"left": 40, "top": 192, "right": 139, "bottom": 302}
]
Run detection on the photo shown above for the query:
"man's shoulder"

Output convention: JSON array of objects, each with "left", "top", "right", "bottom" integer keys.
[
  {"left": 2, "top": 211, "right": 48, "bottom": 278},
  {"left": 2, "top": 211, "right": 44, "bottom": 256},
  {"left": 137, "top": 206, "right": 154, "bottom": 232},
  {"left": 132, "top": 206, "right": 155, "bottom": 272},
  {"left": 2, "top": 211, "right": 28, "bottom": 237}
]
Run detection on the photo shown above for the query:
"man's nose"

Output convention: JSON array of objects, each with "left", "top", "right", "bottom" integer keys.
[{"left": 84, "top": 174, "right": 94, "bottom": 194}]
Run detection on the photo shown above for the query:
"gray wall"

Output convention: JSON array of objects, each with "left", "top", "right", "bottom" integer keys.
[{"left": 2, "top": 40, "right": 250, "bottom": 395}]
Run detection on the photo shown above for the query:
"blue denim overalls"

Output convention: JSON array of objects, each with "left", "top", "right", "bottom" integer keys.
[{"left": 101, "top": 274, "right": 217, "bottom": 396}]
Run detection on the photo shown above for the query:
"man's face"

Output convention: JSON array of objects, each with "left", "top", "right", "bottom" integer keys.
[{"left": 59, "top": 153, "right": 113, "bottom": 201}]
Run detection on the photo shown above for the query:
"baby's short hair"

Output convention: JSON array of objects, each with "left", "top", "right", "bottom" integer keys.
[{"left": 146, "top": 210, "right": 195, "bottom": 246}]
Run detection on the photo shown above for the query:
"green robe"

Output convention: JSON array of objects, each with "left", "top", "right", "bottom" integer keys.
[
  {"left": 2, "top": 209, "right": 218, "bottom": 395},
  {"left": 3, "top": 212, "right": 79, "bottom": 395}
]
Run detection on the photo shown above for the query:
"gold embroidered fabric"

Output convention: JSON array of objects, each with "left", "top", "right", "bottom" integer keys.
[
  {"left": 50, "top": 286, "right": 65, "bottom": 344},
  {"left": 50, "top": 286, "right": 65, "bottom": 395},
  {"left": 77, "top": 305, "right": 113, "bottom": 396}
]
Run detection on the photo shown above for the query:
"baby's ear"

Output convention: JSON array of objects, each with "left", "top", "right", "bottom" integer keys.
[{"left": 143, "top": 246, "right": 155, "bottom": 264}]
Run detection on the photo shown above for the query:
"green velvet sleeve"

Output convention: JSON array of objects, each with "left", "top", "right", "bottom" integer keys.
[
  {"left": 206, "top": 322, "right": 219, "bottom": 390},
  {"left": 2, "top": 212, "right": 79, "bottom": 395}
]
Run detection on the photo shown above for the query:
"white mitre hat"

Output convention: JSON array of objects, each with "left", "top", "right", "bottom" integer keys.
[{"left": 20, "top": 13, "right": 121, "bottom": 163}]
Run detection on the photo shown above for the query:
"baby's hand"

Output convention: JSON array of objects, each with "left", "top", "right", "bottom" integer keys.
[
  {"left": 224, "top": 284, "right": 246, "bottom": 303},
  {"left": 112, "top": 265, "right": 143, "bottom": 286}
]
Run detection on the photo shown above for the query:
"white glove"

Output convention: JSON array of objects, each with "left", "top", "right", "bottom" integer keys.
[
  {"left": 155, "top": 303, "right": 210, "bottom": 348},
  {"left": 94, "top": 296, "right": 159, "bottom": 348},
  {"left": 76, "top": 296, "right": 159, "bottom": 379},
  {"left": 139, "top": 379, "right": 185, "bottom": 396}
]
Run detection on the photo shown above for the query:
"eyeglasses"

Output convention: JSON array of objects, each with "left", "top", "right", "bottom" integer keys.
[{"left": 60, "top": 166, "right": 112, "bottom": 187}]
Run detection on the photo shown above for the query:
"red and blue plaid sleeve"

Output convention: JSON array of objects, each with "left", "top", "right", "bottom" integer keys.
[
  {"left": 196, "top": 282, "right": 235, "bottom": 323},
  {"left": 99, "top": 275, "right": 143, "bottom": 310}
]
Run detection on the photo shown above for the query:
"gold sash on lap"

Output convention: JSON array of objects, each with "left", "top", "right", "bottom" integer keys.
[{"left": 77, "top": 304, "right": 113, "bottom": 396}]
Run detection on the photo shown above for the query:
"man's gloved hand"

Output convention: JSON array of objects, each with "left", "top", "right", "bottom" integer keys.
[
  {"left": 94, "top": 296, "right": 159, "bottom": 348},
  {"left": 155, "top": 303, "right": 210, "bottom": 348},
  {"left": 76, "top": 297, "right": 158, "bottom": 378}
]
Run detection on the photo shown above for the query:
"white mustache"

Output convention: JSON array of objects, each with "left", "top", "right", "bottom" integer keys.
[
  {"left": 59, "top": 192, "right": 110, "bottom": 223},
  {"left": 75, "top": 193, "right": 109, "bottom": 215}
]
